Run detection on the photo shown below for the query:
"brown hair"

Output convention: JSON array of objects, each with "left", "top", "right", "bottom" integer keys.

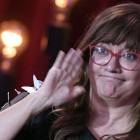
[{"left": 50, "top": 2, "right": 140, "bottom": 140}]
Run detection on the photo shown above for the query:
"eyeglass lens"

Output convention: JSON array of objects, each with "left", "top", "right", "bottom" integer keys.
[{"left": 91, "top": 46, "right": 139, "bottom": 70}]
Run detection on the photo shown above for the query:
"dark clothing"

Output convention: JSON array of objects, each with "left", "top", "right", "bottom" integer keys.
[
  {"left": 0, "top": 92, "right": 97, "bottom": 140},
  {"left": 14, "top": 111, "right": 97, "bottom": 140},
  {"left": 81, "top": 128, "right": 97, "bottom": 140},
  {"left": 14, "top": 124, "right": 97, "bottom": 140},
  {"left": 14, "top": 108, "right": 54, "bottom": 140}
]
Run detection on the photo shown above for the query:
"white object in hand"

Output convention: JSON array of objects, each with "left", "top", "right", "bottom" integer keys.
[
  {"left": 15, "top": 89, "right": 21, "bottom": 95},
  {"left": 21, "top": 75, "right": 43, "bottom": 93}
]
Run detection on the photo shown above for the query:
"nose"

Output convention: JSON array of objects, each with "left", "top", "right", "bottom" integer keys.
[{"left": 105, "top": 56, "right": 121, "bottom": 73}]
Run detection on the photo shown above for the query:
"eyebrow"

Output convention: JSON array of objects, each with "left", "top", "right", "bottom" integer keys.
[
  {"left": 96, "top": 43, "right": 110, "bottom": 48},
  {"left": 96, "top": 43, "right": 131, "bottom": 52}
]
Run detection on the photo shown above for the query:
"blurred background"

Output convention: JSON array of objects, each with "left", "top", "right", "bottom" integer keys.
[{"left": 0, "top": 0, "right": 139, "bottom": 106}]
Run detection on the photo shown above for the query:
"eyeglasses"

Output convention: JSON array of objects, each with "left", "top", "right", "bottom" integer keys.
[{"left": 89, "top": 45, "right": 140, "bottom": 71}]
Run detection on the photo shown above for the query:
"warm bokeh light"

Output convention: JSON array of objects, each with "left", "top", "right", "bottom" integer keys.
[
  {"left": 2, "top": 47, "right": 17, "bottom": 58},
  {"left": 55, "top": 0, "right": 68, "bottom": 8},
  {"left": 0, "top": 20, "right": 29, "bottom": 58},
  {"left": 56, "top": 13, "right": 66, "bottom": 21},
  {"left": 40, "top": 36, "right": 48, "bottom": 51},
  {"left": 1, "top": 60, "right": 11, "bottom": 71},
  {"left": 1, "top": 31, "right": 23, "bottom": 47},
  {"left": 0, "top": 20, "right": 29, "bottom": 73}
]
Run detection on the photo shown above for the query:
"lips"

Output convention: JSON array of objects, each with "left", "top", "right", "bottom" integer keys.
[{"left": 100, "top": 75, "right": 125, "bottom": 81}]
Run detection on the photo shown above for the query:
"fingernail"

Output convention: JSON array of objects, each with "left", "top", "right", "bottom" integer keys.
[
  {"left": 58, "top": 50, "right": 65, "bottom": 56},
  {"left": 76, "top": 48, "right": 83, "bottom": 55},
  {"left": 70, "top": 48, "right": 75, "bottom": 52}
]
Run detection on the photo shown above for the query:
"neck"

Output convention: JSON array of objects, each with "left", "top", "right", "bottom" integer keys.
[{"left": 88, "top": 86, "right": 138, "bottom": 139}]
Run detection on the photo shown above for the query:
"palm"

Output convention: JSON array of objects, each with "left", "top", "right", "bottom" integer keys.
[{"left": 38, "top": 49, "right": 85, "bottom": 108}]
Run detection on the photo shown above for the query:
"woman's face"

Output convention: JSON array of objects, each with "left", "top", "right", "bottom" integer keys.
[{"left": 88, "top": 42, "right": 140, "bottom": 104}]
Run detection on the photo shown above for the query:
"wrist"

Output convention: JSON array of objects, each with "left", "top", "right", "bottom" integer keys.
[{"left": 27, "top": 90, "right": 51, "bottom": 118}]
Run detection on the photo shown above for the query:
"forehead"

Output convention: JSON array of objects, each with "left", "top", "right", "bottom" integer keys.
[{"left": 96, "top": 42, "right": 128, "bottom": 53}]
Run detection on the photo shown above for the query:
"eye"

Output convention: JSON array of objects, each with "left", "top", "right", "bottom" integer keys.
[
  {"left": 122, "top": 52, "right": 138, "bottom": 60},
  {"left": 95, "top": 47, "right": 108, "bottom": 55}
]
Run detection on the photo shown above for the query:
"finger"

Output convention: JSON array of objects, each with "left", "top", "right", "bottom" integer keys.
[
  {"left": 53, "top": 51, "right": 65, "bottom": 68},
  {"left": 70, "top": 86, "right": 85, "bottom": 99},
  {"left": 60, "top": 71, "right": 78, "bottom": 87},
  {"left": 62, "top": 74, "right": 73, "bottom": 87},
  {"left": 60, "top": 49, "right": 83, "bottom": 85},
  {"left": 42, "top": 67, "right": 63, "bottom": 90},
  {"left": 67, "top": 49, "right": 83, "bottom": 78},
  {"left": 76, "top": 48, "right": 83, "bottom": 56},
  {"left": 54, "top": 86, "right": 85, "bottom": 107},
  {"left": 61, "top": 48, "right": 75, "bottom": 71},
  {"left": 71, "top": 58, "right": 83, "bottom": 79}
]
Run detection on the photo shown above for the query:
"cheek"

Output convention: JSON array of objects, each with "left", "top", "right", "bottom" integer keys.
[
  {"left": 123, "top": 71, "right": 140, "bottom": 96},
  {"left": 123, "top": 71, "right": 140, "bottom": 93},
  {"left": 88, "top": 61, "right": 102, "bottom": 85},
  {"left": 88, "top": 60, "right": 100, "bottom": 74},
  {"left": 124, "top": 71, "right": 140, "bottom": 82}
]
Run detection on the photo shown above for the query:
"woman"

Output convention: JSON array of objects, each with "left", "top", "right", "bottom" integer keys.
[
  {"left": 50, "top": 3, "right": 140, "bottom": 140},
  {"left": 1, "top": 2, "right": 140, "bottom": 140}
]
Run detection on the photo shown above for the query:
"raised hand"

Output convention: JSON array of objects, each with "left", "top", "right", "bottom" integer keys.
[{"left": 31, "top": 48, "right": 85, "bottom": 116}]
